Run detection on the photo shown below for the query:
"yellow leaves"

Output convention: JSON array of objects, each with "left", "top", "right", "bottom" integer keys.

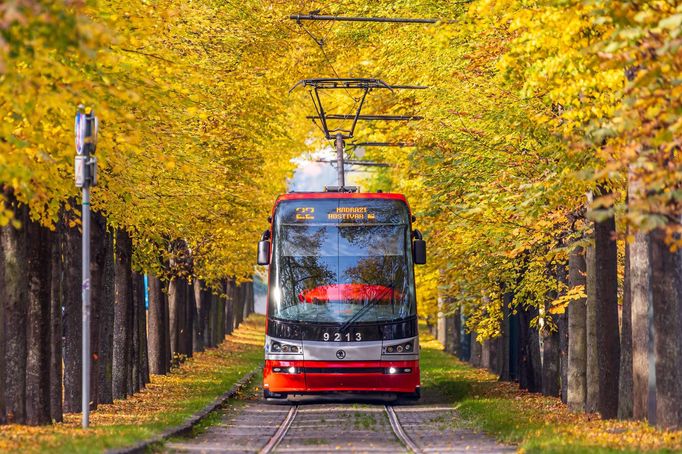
[{"left": 548, "top": 285, "right": 586, "bottom": 315}]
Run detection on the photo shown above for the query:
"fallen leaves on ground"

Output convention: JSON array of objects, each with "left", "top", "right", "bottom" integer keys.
[
  {"left": 0, "top": 315, "right": 265, "bottom": 453},
  {"left": 420, "top": 335, "right": 682, "bottom": 452}
]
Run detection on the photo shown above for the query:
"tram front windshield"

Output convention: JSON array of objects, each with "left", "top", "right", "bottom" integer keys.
[{"left": 269, "top": 199, "right": 416, "bottom": 325}]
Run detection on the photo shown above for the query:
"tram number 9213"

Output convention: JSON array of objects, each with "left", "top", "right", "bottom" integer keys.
[{"left": 323, "top": 332, "right": 363, "bottom": 342}]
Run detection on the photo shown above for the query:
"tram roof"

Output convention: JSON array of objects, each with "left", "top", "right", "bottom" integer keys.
[
  {"left": 273, "top": 192, "right": 411, "bottom": 214},
  {"left": 276, "top": 192, "right": 407, "bottom": 203}
]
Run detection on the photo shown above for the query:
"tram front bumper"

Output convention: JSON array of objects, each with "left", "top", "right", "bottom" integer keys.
[{"left": 263, "top": 359, "right": 420, "bottom": 394}]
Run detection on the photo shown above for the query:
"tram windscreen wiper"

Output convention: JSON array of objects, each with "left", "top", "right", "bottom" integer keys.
[{"left": 338, "top": 284, "right": 393, "bottom": 333}]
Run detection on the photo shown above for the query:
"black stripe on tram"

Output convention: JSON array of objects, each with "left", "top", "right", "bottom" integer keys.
[{"left": 304, "top": 367, "right": 385, "bottom": 374}]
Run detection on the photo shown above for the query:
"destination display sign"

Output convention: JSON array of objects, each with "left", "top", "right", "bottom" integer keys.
[{"left": 278, "top": 199, "right": 409, "bottom": 224}]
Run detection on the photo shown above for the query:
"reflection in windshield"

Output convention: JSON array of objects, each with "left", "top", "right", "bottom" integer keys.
[{"left": 270, "top": 223, "right": 415, "bottom": 324}]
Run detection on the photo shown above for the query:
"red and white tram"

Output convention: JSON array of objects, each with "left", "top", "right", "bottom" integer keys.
[{"left": 257, "top": 191, "right": 426, "bottom": 399}]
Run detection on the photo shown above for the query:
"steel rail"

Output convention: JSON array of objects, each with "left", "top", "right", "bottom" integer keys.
[
  {"left": 385, "top": 405, "right": 421, "bottom": 454},
  {"left": 259, "top": 405, "right": 299, "bottom": 454}
]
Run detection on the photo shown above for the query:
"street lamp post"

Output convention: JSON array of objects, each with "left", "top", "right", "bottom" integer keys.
[{"left": 74, "top": 105, "right": 98, "bottom": 428}]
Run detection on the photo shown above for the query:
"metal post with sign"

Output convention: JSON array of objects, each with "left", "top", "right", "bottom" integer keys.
[{"left": 74, "top": 105, "right": 98, "bottom": 428}]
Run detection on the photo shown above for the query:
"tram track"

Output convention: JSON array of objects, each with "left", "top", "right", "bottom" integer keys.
[
  {"left": 385, "top": 405, "right": 421, "bottom": 454},
  {"left": 259, "top": 404, "right": 298, "bottom": 454},
  {"left": 259, "top": 402, "right": 421, "bottom": 454}
]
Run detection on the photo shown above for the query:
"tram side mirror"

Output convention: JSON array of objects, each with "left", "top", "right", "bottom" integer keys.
[
  {"left": 257, "top": 241, "right": 270, "bottom": 265},
  {"left": 413, "top": 239, "right": 426, "bottom": 265},
  {"left": 257, "top": 230, "right": 271, "bottom": 265},
  {"left": 412, "top": 229, "right": 426, "bottom": 265}
]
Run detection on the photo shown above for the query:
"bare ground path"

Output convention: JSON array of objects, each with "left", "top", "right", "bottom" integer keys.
[{"left": 164, "top": 380, "right": 514, "bottom": 454}]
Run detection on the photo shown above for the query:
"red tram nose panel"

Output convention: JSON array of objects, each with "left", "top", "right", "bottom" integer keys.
[{"left": 264, "top": 359, "right": 420, "bottom": 394}]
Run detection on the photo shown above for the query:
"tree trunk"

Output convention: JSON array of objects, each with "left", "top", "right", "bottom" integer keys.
[
  {"left": 568, "top": 247, "right": 587, "bottom": 412},
  {"left": 148, "top": 275, "right": 168, "bottom": 375},
  {"left": 113, "top": 229, "right": 132, "bottom": 399},
  {"left": 25, "top": 219, "right": 51, "bottom": 425},
  {"left": 499, "top": 295, "right": 511, "bottom": 381},
  {"left": 177, "top": 279, "right": 189, "bottom": 356},
  {"left": 89, "top": 211, "right": 107, "bottom": 410},
  {"left": 131, "top": 272, "right": 144, "bottom": 393},
  {"left": 248, "top": 282, "right": 255, "bottom": 315},
  {"left": 519, "top": 305, "right": 542, "bottom": 393},
  {"left": 235, "top": 283, "right": 244, "bottom": 329},
  {"left": 619, "top": 241, "right": 634, "bottom": 419},
  {"left": 585, "top": 245, "right": 599, "bottom": 412},
  {"left": 207, "top": 291, "right": 216, "bottom": 348},
  {"left": 168, "top": 278, "right": 181, "bottom": 357},
  {"left": 0, "top": 221, "right": 5, "bottom": 425},
  {"left": 126, "top": 266, "right": 136, "bottom": 395},
  {"left": 61, "top": 214, "right": 82, "bottom": 413},
  {"left": 443, "top": 298, "right": 457, "bottom": 355},
  {"left": 97, "top": 228, "right": 115, "bottom": 404},
  {"left": 48, "top": 229, "right": 63, "bottom": 422},
  {"left": 453, "top": 307, "right": 462, "bottom": 360},
  {"left": 223, "top": 284, "right": 230, "bottom": 336},
  {"left": 631, "top": 232, "right": 651, "bottom": 420},
  {"left": 470, "top": 334, "right": 482, "bottom": 368},
  {"left": 183, "top": 279, "right": 194, "bottom": 356},
  {"left": 594, "top": 213, "right": 620, "bottom": 419},
  {"left": 542, "top": 268, "right": 561, "bottom": 398},
  {"left": 650, "top": 227, "right": 682, "bottom": 429},
  {"left": 2, "top": 196, "right": 28, "bottom": 424},
  {"left": 437, "top": 299, "right": 446, "bottom": 346},
  {"left": 542, "top": 326, "right": 561, "bottom": 397},
  {"left": 481, "top": 339, "right": 491, "bottom": 370},
  {"left": 217, "top": 292, "right": 225, "bottom": 343},
  {"left": 489, "top": 336, "right": 500, "bottom": 374},
  {"left": 202, "top": 287, "right": 212, "bottom": 347},
  {"left": 558, "top": 312, "right": 569, "bottom": 403},
  {"left": 225, "top": 278, "right": 235, "bottom": 336},
  {"left": 460, "top": 313, "right": 471, "bottom": 362},
  {"left": 164, "top": 286, "right": 172, "bottom": 367},
  {"left": 193, "top": 280, "right": 205, "bottom": 353},
  {"left": 139, "top": 277, "right": 150, "bottom": 387},
  {"left": 558, "top": 261, "right": 570, "bottom": 404}
]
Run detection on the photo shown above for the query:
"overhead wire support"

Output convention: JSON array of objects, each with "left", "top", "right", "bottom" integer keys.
[
  {"left": 306, "top": 114, "right": 423, "bottom": 121},
  {"left": 316, "top": 159, "right": 392, "bottom": 168},
  {"left": 290, "top": 78, "right": 428, "bottom": 93},
  {"left": 350, "top": 142, "right": 416, "bottom": 148},
  {"left": 291, "top": 14, "right": 440, "bottom": 24},
  {"left": 290, "top": 78, "right": 427, "bottom": 139}
]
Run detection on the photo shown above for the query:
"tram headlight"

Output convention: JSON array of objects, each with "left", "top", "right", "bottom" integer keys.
[
  {"left": 384, "top": 367, "right": 413, "bottom": 374},
  {"left": 269, "top": 340, "right": 302, "bottom": 355},
  {"left": 382, "top": 340, "right": 415, "bottom": 355},
  {"left": 272, "top": 366, "right": 300, "bottom": 374}
]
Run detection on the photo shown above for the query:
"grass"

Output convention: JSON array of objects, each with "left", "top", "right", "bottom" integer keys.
[
  {"left": 0, "top": 315, "right": 265, "bottom": 453},
  {"left": 418, "top": 328, "right": 682, "bottom": 453},
  {"left": 353, "top": 410, "right": 377, "bottom": 430}
]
